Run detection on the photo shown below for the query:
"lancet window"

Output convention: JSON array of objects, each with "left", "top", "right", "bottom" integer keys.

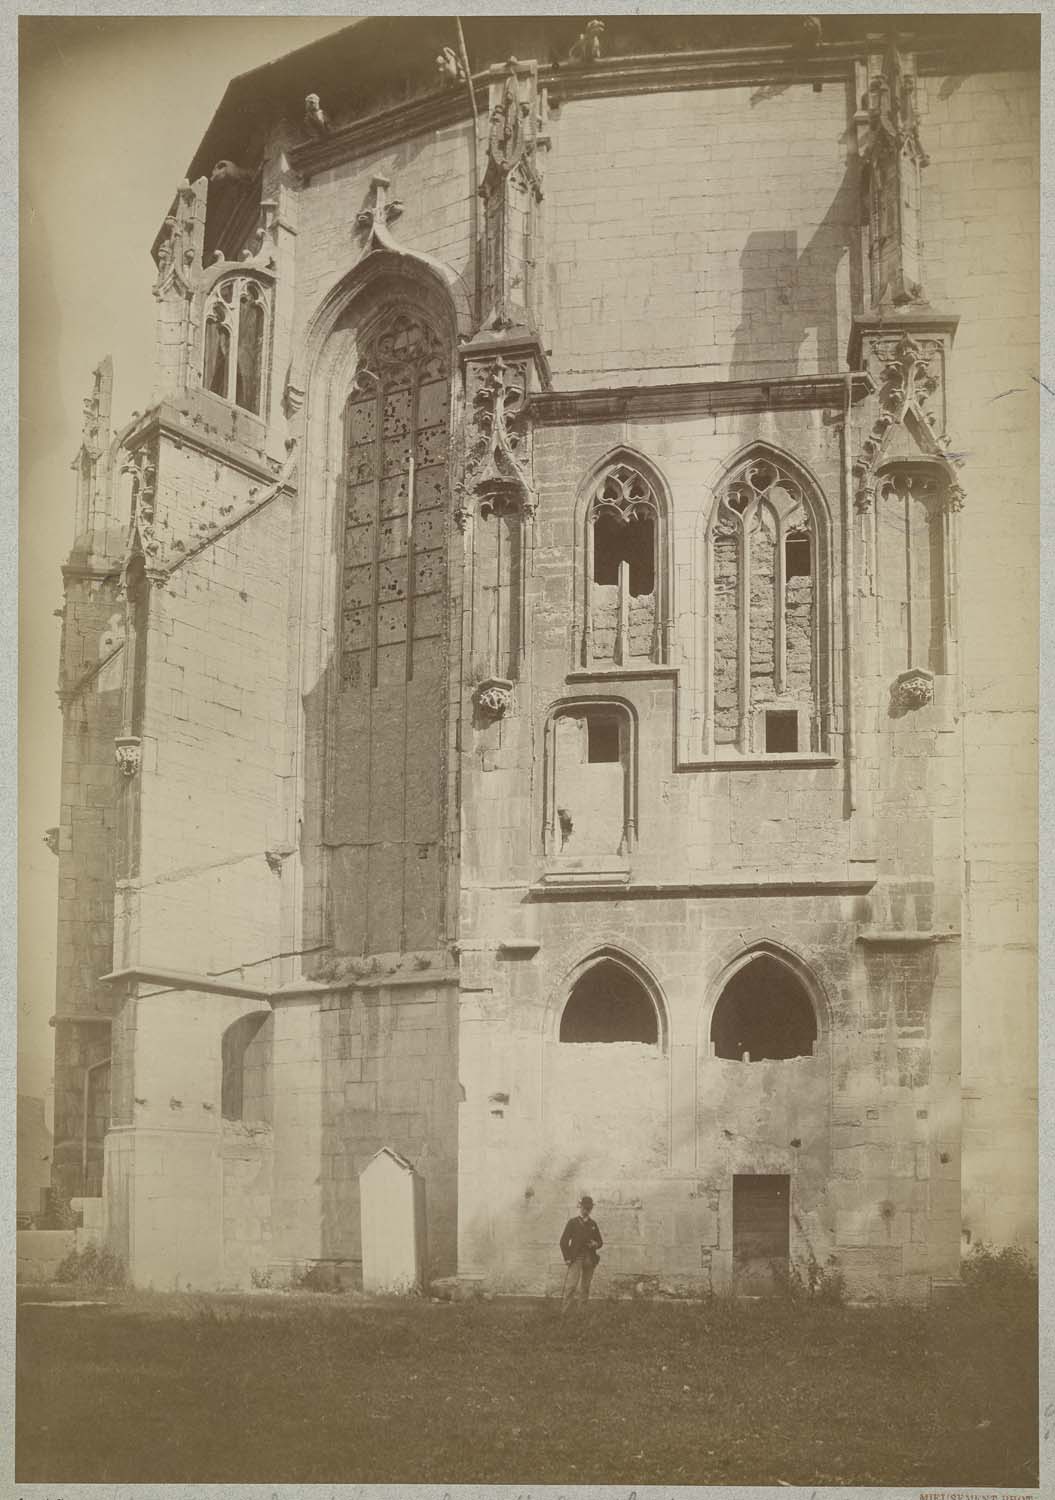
[
  {"left": 582, "top": 462, "right": 666, "bottom": 668},
  {"left": 340, "top": 307, "right": 451, "bottom": 690},
  {"left": 202, "top": 275, "right": 270, "bottom": 415},
  {"left": 544, "top": 701, "right": 636, "bottom": 859},
  {"left": 706, "top": 453, "right": 829, "bottom": 756},
  {"left": 873, "top": 462, "right": 950, "bottom": 678}
]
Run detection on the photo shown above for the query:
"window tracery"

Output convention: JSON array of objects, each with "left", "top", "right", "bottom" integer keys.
[
  {"left": 706, "top": 453, "right": 827, "bottom": 756},
  {"left": 582, "top": 461, "right": 665, "bottom": 668},
  {"left": 340, "top": 307, "right": 451, "bottom": 690},
  {"left": 202, "top": 275, "right": 271, "bottom": 416}
]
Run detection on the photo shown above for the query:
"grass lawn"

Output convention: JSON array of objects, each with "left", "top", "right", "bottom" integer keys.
[{"left": 16, "top": 1285, "right": 1038, "bottom": 1487}]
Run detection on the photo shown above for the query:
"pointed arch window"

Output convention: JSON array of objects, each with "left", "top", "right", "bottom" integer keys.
[
  {"left": 340, "top": 306, "right": 452, "bottom": 690},
  {"left": 582, "top": 461, "right": 667, "bottom": 668},
  {"left": 706, "top": 452, "right": 830, "bottom": 756},
  {"left": 203, "top": 275, "right": 271, "bottom": 416},
  {"left": 710, "top": 954, "right": 818, "bottom": 1061},
  {"left": 874, "top": 462, "right": 951, "bottom": 679},
  {"left": 560, "top": 959, "right": 659, "bottom": 1045}
]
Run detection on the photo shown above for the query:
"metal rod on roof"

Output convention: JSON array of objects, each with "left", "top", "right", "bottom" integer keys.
[
  {"left": 455, "top": 17, "right": 481, "bottom": 327},
  {"left": 455, "top": 17, "right": 478, "bottom": 127}
]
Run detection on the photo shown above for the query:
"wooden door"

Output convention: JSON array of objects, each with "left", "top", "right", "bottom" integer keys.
[{"left": 733, "top": 1174, "right": 790, "bottom": 1295}]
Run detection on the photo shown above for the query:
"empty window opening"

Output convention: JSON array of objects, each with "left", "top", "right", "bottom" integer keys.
[
  {"left": 548, "top": 706, "right": 631, "bottom": 856},
  {"left": 587, "top": 714, "right": 621, "bottom": 763},
  {"left": 711, "top": 956, "right": 817, "bottom": 1061},
  {"left": 593, "top": 509, "right": 655, "bottom": 595},
  {"left": 765, "top": 710, "right": 798, "bottom": 754},
  {"left": 221, "top": 1012, "right": 272, "bottom": 1122},
  {"left": 560, "top": 960, "right": 658, "bottom": 1044},
  {"left": 785, "top": 533, "right": 811, "bottom": 580},
  {"left": 203, "top": 276, "right": 269, "bottom": 416}
]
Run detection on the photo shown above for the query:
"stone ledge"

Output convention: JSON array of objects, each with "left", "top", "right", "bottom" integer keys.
[
  {"left": 99, "top": 967, "right": 272, "bottom": 1002},
  {"left": 857, "top": 930, "right": 961, "bottom": 945},
  {"left": 529, "top": 870, "right": 877, "bottom": 900},
  {"left": 532, "top": 371, "right": 874, "bottom": 426}
]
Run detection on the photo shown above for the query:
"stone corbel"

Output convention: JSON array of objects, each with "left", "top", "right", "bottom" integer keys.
[
  {"left": 114, "top": 735, "right": 142, "bottom": 778},
  {"left": 893, "top": 668, "right": 933, "bottom": 710},
  {"left": 475, "top": 678, "right": 514, "bottom": 718}
]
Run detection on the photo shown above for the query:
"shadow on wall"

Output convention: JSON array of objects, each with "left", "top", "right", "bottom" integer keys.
[{"left": 729, "top": 162, "right": 861, "bottom": 383}]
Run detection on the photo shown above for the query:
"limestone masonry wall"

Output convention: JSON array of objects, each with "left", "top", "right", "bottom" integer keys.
[{"left": 67, "top": 26, "right": 1037, "bottom": 1295}]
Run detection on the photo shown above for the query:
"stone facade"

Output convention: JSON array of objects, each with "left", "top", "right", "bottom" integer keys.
[{"left": 51, "top": 16, "right": 1038, "bottom": 1296}]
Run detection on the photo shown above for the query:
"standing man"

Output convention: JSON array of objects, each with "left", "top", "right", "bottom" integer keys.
[{"left": 559, "top": 1194, "right": 603, "bottom": 1311}]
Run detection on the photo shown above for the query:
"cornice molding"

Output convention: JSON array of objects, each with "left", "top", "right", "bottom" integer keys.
[
  {"left": 125, "top": 405, "right": 279, "bottom": 487},
  {"left": 99, "top": 966, "right": 273, "bottom": 1002},
  {"left": 528, "top": 870, "right": 878, "bottom": 900},
  {"left": 290, "top": 87, "right": 480, "bottom": 179},
  {"left": 283, "top": 32, "right": 1034, "bottom": 182},
  {"left": 531, "top": 371, "right": 874, "bottom": 427}
]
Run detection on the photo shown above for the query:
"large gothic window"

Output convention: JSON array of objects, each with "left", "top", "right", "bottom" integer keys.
[
  {"left": 582, "top": 461, "right": 666, "bottom": 668},
  {"left": 340, "top": 308, "right": 451, "bottom": 690},
  {"left": 707, "top": 452, "right": 828, "bottom": 756},
  {"left": 202, "top": 275, "right": 270, "bottom": 416}
]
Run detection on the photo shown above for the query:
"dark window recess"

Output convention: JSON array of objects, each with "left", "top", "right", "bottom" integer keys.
[
  {"left": 221, "top": 1012, "right": 269, "bottom": 1121},
  {"left": 203, "top": 314, "right": 230, "bottom": 399},
  {"left": 711, "top": 956, "right": 817, "bottom": 1061},
  {"left": 785, "top": 533, "right": 811, "bottom": 580},
  {"left": 235, "top": 290, "right": 264, "bottom": 414},
  {"left": 560, "top": 960, "right": 658, "bottom": 1044},
  {"left": 593, "top": 510, "right": 655, "bottom": 595},
  {"left": 587, "top": 714, "right": 621, "bottom": 763},
  {"left": 765, "top": 710, "right": 798, "bottom": 753}
]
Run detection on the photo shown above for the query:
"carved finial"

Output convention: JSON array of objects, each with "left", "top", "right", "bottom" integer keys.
[
  {"left": 303, "top": 93, "right": 330, "bottom": 137},
  {"left": 436, "top": 46, "right": 466, "bottom": 87},
  {"left": 153, "top": 179, "right": 205, "bottom": 297},
  {"left": 465, "top": 355, "right": 535, "bottom": 515},
  {"left": 355, "top": 175, "right": 404, "bottom": 257},
  {"left": 568, "top": 19, "right": 605, "bottom": 65},
  {"left": 79, "top": 357, "right": 113, "bottom": 459}
]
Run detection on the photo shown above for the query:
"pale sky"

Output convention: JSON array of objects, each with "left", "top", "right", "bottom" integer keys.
[{"left": 18, "top": 16, "right": 357, "bottom": 1106}]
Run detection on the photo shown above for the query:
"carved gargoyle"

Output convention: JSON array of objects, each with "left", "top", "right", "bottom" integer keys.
[
  {"left": 796, "top": 15, "right": 823, "bottom": 50},
  {"left": 436, "top": 46, "right": 466, "bottom": 87},
  {"left": 303, "top": 93, "right": 330, "bottom": 136},
  {"left": 568, "top": 19, "right": 605, "bottom": 65},
  {"left": 211, "top": 160, "right": 254, "bottom": 186}
]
